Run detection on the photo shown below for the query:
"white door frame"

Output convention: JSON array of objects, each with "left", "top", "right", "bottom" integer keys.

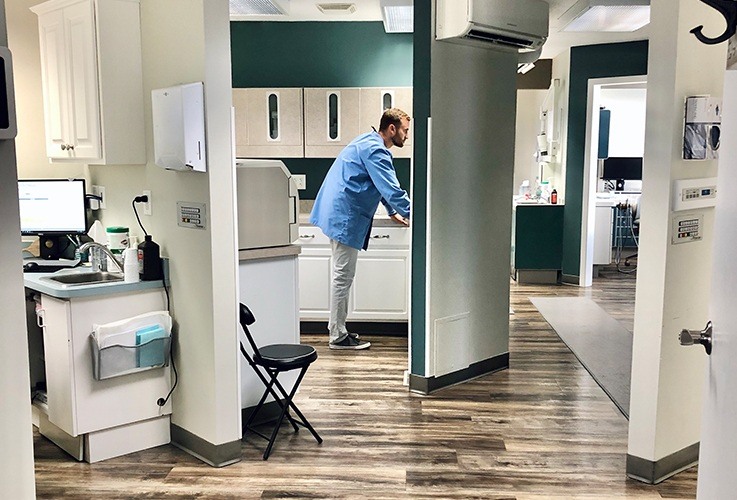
[{"left": 579, "top": 75, "right": 648, "bottom": 287}]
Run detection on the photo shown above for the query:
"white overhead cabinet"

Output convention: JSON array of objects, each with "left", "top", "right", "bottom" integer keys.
[
  {"left": 358, "top": 87, "right": 413, "bottom": 159},
  {"left": 31, "top": 0, "right": 145, "bottom": 165},
  {"left": 233, "top": 88, "right": 304, "bottom": 158},
  {"left": 304, "top": 88, "right": 361, "bottom": 157}
]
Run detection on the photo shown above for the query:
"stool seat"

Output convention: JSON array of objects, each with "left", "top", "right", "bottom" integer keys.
[{"left": 258, "top": 344, "right": 317, "bottom": 370}]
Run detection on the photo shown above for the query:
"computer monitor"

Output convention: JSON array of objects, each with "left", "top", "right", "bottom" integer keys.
[
  {"left": 601, "top": 157, "right": 643, "bottom": 191},
  {"left": 18, "top": 179, "right": 87, "bottom": 259}
]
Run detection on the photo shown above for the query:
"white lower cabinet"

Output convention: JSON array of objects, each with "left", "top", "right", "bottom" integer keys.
[
  {"left": 38, "top": 289, "right": 171, "bottom": 461},
  {"left": 298, "top": 226, "right": 409, "bottom": 321}
]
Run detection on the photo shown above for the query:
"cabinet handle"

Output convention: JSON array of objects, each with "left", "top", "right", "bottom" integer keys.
[
  {"left": 372, "top": 234, "right": 390, "bottom": 239},
  {"left": 61, "top": 144, "right": 67, "bottom": 151},
  {"left": 36, "top": 309, "right": 45, "bottom": 328},
  {"left": 300, "top": 234, "right": 315, "bottom": 239},
  {"left": 67, "top": 144, "right": 74, "bottom": 150}
]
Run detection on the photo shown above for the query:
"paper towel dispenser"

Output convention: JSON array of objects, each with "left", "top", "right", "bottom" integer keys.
[{"left": 152, "top": 82, "right": 207, "bottom": 172}]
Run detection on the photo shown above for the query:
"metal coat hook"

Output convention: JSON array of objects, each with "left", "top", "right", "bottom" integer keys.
[{"left": 691, "top": 0, "right": 737, "bottom": 45}]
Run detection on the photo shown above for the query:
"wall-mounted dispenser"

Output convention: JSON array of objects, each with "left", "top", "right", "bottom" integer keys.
[
  {"left": 152, "top": 82, "right": 206, "bottom": 172},
  {"left": 0, "top": 46, "right": 17, "bottom": 140}
]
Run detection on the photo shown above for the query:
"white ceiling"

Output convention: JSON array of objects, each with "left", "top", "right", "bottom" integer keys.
[{"left": 230, "top": 0, "right": 650, "bottom": 59}]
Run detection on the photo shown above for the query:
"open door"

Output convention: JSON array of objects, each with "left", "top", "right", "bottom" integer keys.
[{"left": 689, "top": 68, "right": 737, "bottom": 498}]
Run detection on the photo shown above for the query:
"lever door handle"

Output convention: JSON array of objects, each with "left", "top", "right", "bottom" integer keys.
[{"left": 679, "top": 321, "right": 713, "bottom": 355}]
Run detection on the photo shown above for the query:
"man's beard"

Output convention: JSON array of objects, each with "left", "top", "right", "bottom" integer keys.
[{"left": 392, "top": 135, "right": 405, "bottom": 148}]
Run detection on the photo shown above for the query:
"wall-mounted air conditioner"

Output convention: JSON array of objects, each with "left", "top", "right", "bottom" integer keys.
[{"left": 436, "top": 0, "right": 549, "bottom": 53}]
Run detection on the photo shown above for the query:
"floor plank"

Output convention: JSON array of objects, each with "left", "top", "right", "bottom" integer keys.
[{"left": 32, "top": 269, "right": 697, "bottom": 499}]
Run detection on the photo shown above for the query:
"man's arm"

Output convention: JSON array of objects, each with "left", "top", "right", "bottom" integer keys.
[{"left": 365, "top": 148, "right": 411, "bottom": 218}]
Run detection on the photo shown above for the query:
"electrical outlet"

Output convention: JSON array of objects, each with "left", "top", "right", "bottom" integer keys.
[
  {"left": 292, "top": 174, "right": 306, "bottom": 190},
  {"left": 91, "top": 185, "right": 106, "bottom": 209},
  {"left": 142, "top": 190, "right": 152, "bottom": 216}
]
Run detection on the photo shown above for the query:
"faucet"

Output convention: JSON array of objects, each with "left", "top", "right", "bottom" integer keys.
[{"left": 78, "top": 241, "right": 125, "bottom": 273}]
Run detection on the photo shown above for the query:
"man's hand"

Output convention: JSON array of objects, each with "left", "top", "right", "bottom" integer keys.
[{"left": 390, "top": 213, "right": 409, "bottom": 226}]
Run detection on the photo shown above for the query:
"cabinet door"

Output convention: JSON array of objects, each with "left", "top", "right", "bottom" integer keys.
[
  {"left": 233, "top": 88, "right": 304, "bottom": 158},
  {"left": 358, "top": 87, "right": 413, "bottom": 159},
  {"left": 350, "top": 249, "right": 409, "bottom": 321},
  {"left": 37, "top": 8, "right": 70, "bottom": 159},
  {"left": 304, "top": 88, "right": 361, "bottom": 157},
  {"left": 298, "top": 247, "right": 332, "bottom": 320},
  {"left": 62, "top": 0, "right": 101, "bottom": 160}
]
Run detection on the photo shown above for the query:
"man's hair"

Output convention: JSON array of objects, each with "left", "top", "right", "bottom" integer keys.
[{"left": 379, "top": 108, "right": 411, "bottom": 132}]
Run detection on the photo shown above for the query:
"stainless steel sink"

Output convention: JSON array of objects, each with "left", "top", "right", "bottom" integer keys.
[{"left": 47, "top": 272, "right": 125, "bottom": 286}]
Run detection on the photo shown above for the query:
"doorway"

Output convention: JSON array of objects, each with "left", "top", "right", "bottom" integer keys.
[{"left": 579, "top": 75, "right": 647, "bottom": 287}]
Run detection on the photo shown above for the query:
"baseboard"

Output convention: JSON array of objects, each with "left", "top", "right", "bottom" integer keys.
[
  {"left": 408, "top": 352, "right": 509, "bottom": 394},
  {"left": 170, "top": 424, "right": 241, "bottom": 468},
  {"left": 560, "top": 273, "right": 579, "bottom": 285},
  {"left": 300, "top": 321, "right": 408, "bottom": 336},
  {"left": 626, "top": 442, "right": 700, "bottom": 484}
]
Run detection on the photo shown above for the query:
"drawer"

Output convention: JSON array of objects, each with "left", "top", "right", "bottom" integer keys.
[
  {"left": 297, "top": 225, "right": 410, "bottom": 248},
  {"left": 297, "top": 226, "right": 330, "bottom": 246},
  {"left": 367, "top": 227, "right": 410, "bottom": 248}
]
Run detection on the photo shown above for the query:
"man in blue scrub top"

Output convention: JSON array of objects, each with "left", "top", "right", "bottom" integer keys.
[{"left": 310, "top": 108, "right": 412, "bottom": 350}]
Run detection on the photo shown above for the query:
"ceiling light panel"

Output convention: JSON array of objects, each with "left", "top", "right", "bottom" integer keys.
[
  {"left": 564, "top": 5, "right": 650, "bottom": 32},
  {"left": 380, "top": 0, "right": 413, "bottom": 33},
  {"left": 230, "top": 0, "right": 287, "bottom": 16},
  {"left": 316, "top": 3, "right": 357, "bottom": 15}
]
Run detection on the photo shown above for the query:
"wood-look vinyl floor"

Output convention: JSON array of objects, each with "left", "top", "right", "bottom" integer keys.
[{"left": 32, "top": 269, "right": 697, "bottom": 499}]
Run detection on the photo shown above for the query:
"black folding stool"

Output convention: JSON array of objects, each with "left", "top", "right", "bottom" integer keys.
[{"left": 238, "top": 303, "right": 322, "bottom": 460}]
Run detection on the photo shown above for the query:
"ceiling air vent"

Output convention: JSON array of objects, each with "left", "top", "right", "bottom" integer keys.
[
  {"left": 316, "top": 3, "right": 357, "bottom": 15},
  {"left": 229, "top": 0, "right": 287, "bottom": 16}
]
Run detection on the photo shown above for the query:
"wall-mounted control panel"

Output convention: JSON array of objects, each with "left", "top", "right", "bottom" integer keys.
[
  {"left": 671, "top": 212, "right": 704, "bottom": 245},
  {"left": 177, "top": 202, "right": 206, "bottom": 230},
  {"left": 672, "top": 177, "right": 718, "bottom": 211},
  {"left": 0, "top": 46, "right": 17, "bottom": 140}
]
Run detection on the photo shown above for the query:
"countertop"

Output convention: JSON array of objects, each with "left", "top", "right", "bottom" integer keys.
[
  {"left": 24, "top": 265, "right": 165, "bottom": 299},
  {"left": 238, "top": 244, "right": 301, "bottom": 261}
]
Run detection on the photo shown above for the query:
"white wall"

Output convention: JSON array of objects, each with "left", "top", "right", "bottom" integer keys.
[
  {"left": 629, "top": 0, "right": 726, "bottom": 465},
  {"left": 514, "top": 89, "right": 547, "bottom": 193},
  {"left": 550, "top": 50, "right": 571, "bottom": 201},
  {"left": 600, "top": 87, "right": 647, "bottom": 157},
  {"left": 9, "top": 0, "right": 241, "bottom": 450},
  {"left": 0, "top": 1, "right": 36, "bottom": 496}
]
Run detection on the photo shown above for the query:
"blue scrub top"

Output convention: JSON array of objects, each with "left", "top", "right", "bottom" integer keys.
[{"left": 310, "top": 131, "right": 411, "bottom": 250}]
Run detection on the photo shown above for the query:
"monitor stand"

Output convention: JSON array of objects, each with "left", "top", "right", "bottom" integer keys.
[{"left": 39, "top": 235, "right": 62, "bottom": 260}]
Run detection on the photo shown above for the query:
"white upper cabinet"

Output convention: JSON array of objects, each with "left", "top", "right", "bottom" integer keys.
[
  {"left": 233, "top": 88, "right": 304, "bottom": 158},
  {"left": 304, "top": 88, "right": 361, "bottom": 158},
  {"left": 358, "top": 87, "right": 413, "bottom": 159},
  {"left": 31, "top": 0, "right": 145, "bottom": 165}
]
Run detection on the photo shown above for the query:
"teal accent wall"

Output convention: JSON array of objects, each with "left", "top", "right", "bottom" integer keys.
[
  {"left": 410, "top": 3, "right": 431, "bottom": 374},
  {"left": 561, "top": 41, "right": 648, "bottom": 278},
  {"left": 230, "top": 21, "right": 413, "bottom": 199}
]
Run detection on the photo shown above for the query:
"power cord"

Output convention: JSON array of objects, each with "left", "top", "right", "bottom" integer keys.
[
  {"left": 156, "top": 262, "right": 178, "bottom": 408},
  {"left": 132, "top": 195, "right": 149, "bottom": 237}
]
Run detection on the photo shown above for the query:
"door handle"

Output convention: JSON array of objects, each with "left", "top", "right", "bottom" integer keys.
[{"left": 679, "top": 321, "right": 713, "bottom": 355}]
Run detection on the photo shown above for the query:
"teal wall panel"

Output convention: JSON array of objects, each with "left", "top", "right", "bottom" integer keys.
[
  {"left": 230, "top": 21, "right": 414, "bottom": 199},
  {"left": 410, "top": 3, "right": 431, "bottom": 374},
  {"left": 231, "top": 22, "right": 413, "bottom": 88},
  {"left": 561, "top": 41, "right": 648, "bottom": 278}
]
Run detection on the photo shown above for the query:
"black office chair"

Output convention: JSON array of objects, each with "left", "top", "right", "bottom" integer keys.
[{"left": 238, "top": 303, "right": 322, "bottom": 460}]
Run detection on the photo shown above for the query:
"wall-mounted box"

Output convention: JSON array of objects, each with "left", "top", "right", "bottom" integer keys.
[
  {"left": 0, "top": 46, "right": 17, "bottom": 140},
  {"left": 673, "top": 177, "right": 718, "bottom": 211},
  {"left": 152, "top": 82, "right": 207, "bottom": 172}
]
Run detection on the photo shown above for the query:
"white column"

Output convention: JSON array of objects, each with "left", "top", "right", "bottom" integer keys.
[{"left": 628, "top": 0, "right": 726, "bottom": 481}]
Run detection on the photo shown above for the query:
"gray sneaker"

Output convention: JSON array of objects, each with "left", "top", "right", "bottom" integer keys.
[{"left": 329, "top": 334, "right": 371, "bottom": 350}]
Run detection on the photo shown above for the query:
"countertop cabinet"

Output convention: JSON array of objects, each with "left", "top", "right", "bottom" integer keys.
[
  {"left": 297, "top": 225, "right": 409, "bottom": 321},
  {"left": 358, "top": 87, "right": 413, "bottom": 159},
  {"left": 304, "top": 88, "right": 361, "bottom": 158},
  {"left": 40, "top": 290, "right": 170, "bottom": 437},
  {"left": 32, "top": 0, "right": 145, "bottom": 164}
]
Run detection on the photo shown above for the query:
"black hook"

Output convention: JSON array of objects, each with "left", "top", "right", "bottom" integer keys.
[{"left": 691, "top": 0, "right": 737, "bottom": 45}]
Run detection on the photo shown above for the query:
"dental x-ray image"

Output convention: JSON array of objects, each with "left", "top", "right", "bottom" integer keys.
[{"left": 684, "top": 96, "right": 722, "bottom": 160}]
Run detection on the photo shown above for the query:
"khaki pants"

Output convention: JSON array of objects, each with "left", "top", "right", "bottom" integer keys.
[{"left": 328, "top": 239, "right": 359, "bottom": 342}]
